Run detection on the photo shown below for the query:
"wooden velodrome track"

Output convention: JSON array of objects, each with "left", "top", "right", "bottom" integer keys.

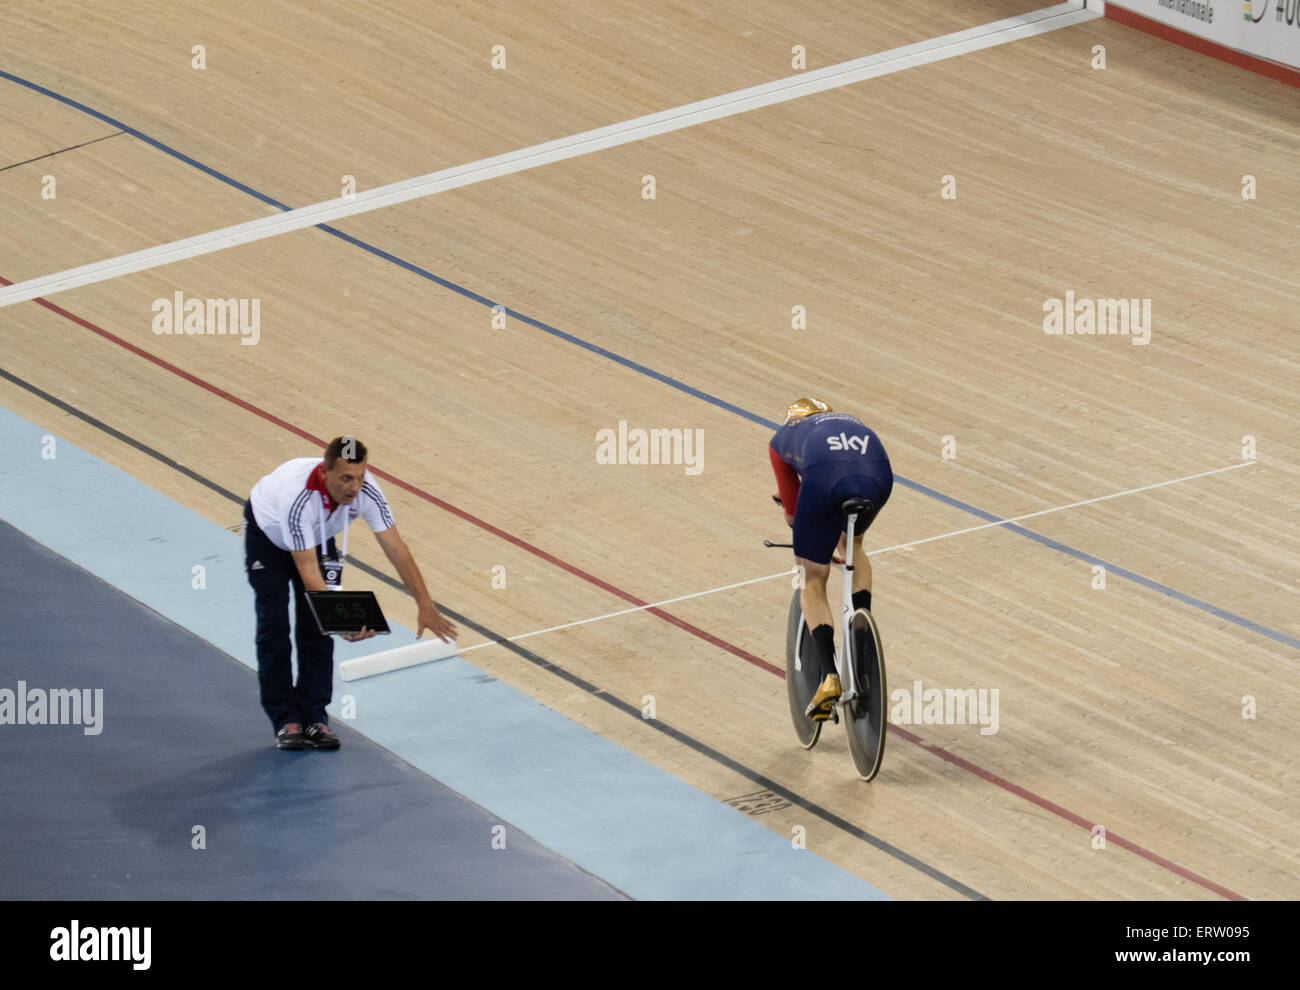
[{"left": 1, "top": 0, "right": 1297, "bottom": 900}]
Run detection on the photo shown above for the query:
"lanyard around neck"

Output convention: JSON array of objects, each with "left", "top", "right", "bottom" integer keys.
[{"left": 319, "top": 493, "right": 350, "bottom": 559}]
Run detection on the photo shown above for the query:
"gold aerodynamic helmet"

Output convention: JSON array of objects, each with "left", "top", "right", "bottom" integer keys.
[{"left": 784, "top": 397, "right": 832, "bottom": 424}]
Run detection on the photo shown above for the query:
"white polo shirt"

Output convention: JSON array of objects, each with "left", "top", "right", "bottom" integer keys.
[{"left": 249, "top": 457, "right": 394, "bottom": 552}]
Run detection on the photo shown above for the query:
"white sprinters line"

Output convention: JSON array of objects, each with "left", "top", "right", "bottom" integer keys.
[
  {"left": 453, "top": 459, "right": 1254, "bottom": 655},
  {"left": 0, "top": 4, "right": 1095, "bottom": 308}
]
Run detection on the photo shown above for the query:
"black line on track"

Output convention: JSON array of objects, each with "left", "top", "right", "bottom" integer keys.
[
  {"left": 0, "top": 365, "right": 988, "bottom": 900},
  {"left": 0, "top": 129, "right": 126, "bottom": 172}
]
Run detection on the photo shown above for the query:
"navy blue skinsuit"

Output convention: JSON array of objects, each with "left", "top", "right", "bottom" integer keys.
[{"left": 770, "top": 412, "right": 893, "bottom": 564}]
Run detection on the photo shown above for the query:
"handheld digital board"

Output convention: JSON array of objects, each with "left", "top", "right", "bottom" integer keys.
[{"left": 304, "top": 590, "right": 391, "bottom": 636}]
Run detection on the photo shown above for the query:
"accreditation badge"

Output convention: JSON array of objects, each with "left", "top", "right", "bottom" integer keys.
[{"left": 319, "top": 550, "right": 345, "bottom": 591}]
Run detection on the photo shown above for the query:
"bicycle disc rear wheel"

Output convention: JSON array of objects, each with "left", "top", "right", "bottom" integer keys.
[
  {"left": 843, "top": 608, "right": 887, "bottom": 780},
  {"left": 785, "top": 589, "right": 822, "bottom": 749}
]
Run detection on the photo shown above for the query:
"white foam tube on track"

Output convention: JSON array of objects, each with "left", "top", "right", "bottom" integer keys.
[{"left": 339, "top": 637, "right": 459, "bottom": 681}]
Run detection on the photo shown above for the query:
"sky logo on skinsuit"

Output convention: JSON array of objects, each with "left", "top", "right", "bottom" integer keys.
[{"left": 826, "top": 433, "right": 871, "bottom": 454}]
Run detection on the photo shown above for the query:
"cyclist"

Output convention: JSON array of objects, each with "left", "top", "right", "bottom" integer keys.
[{"left": 770, "top": 398, "right": 893, "bottom": 720}]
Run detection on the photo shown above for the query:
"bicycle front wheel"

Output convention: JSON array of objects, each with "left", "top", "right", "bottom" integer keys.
[{"left": 785, "top": 589, "right": 822, "bottom": 749}]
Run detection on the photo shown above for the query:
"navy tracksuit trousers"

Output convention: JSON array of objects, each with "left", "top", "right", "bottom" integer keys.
[{"left": 243, "top": 500, "right": 335, "bottom": 730}]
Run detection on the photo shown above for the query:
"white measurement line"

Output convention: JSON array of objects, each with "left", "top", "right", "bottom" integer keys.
[
  {"left": 457, "top": 569, "right": 792, "bottom": 653},
  {"left": 454, "top": 459, "right": 1254, "bottom": 654},
  {"left": 0, "top": 4, "right": 1094, "bottom": 308},
  {"left": 870, "top": 460, "right": 1254, "bottom": 556}
]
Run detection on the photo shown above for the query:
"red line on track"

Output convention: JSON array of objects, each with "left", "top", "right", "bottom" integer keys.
[
  {"left": 1, "top": 272, "right": 1245, "bottom": 899},
  {"left": 888, "top": 723, "right": 1243, "bottom": 900}
]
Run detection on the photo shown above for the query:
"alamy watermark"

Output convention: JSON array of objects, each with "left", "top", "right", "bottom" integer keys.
[
  {"left": 50, "top": 920, "right": 150, "bottom": 970},
  {"left": 0, "top": 681, "right": 104, "bottom": 735},
  {"left": 595, "top": 421, "right": 704, "bottom": 475},
  {"left": 889, "top": 679, "right": 999, "bottom": 735},
  {"left": 1043, "top": 290, "right": 1150, "bottom": 345},
  {"left": 152, "top": 291, "right": 260, "bottom": 345}
]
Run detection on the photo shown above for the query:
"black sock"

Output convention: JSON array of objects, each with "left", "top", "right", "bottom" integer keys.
[
  {"left": 852, "top": 589, "right": 872, "bottom": 613},
  {"left": 811, "top": 624, "right": 837, "bottom": 681}
]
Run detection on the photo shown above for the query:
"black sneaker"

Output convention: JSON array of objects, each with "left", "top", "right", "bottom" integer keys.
[
  {"left": 276, "top": 722, "right": 307, "bottom": 750},
  {"left": 303, "top": 722, "right": 340, "bottom": 750}
]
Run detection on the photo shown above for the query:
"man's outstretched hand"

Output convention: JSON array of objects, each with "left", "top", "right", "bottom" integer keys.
[{"left": 417, "top": 599, "right": 457, "bottom": 643}]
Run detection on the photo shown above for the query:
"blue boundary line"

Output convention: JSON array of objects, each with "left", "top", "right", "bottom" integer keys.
[{"left": 2, "top": 67, "right": 1295, "bottom": 654}]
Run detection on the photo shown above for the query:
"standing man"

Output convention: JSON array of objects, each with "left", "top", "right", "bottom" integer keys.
[
  {"left": 770, "top": 399, "right": 893, "bottom": 720},
  {"left": 243, "top": 436, "right": 456, "bottom": 750}
]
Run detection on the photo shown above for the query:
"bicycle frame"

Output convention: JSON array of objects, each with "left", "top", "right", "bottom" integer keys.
[{"left": 835, "top": 507, "right": 863, "bottom": 705}]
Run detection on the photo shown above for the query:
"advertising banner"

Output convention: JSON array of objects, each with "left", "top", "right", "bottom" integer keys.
[{"left": 1107, "top": 0, "right": 1300, "bottom": 68}]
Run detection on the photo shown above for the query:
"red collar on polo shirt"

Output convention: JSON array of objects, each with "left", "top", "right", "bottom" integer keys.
[{"left": 307, "top": 461, "right": 336, "bottom": 513}]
